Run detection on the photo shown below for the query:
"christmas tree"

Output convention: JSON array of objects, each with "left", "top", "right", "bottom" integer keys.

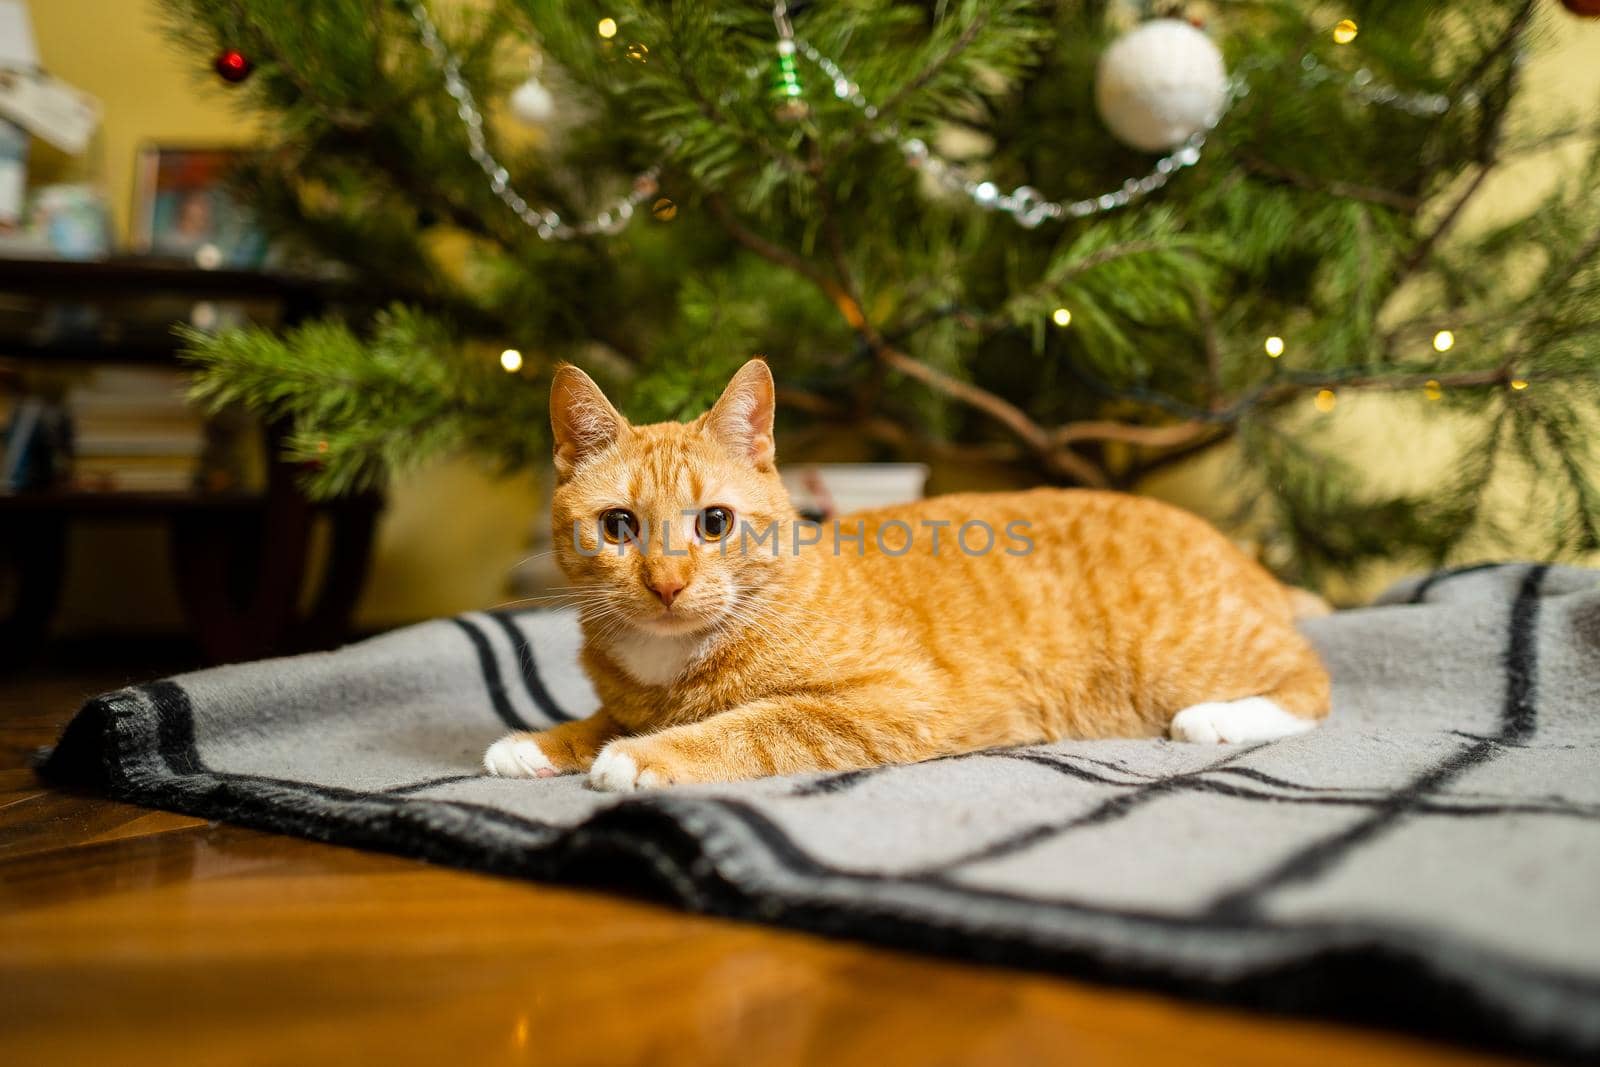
[{"left": 164, "top": 0, "right": 1600, "bottom": 584}]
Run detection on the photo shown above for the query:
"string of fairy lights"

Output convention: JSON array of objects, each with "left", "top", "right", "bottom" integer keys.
[{"left": 404, "top": 2, "right": 1506, "bottom": 406}]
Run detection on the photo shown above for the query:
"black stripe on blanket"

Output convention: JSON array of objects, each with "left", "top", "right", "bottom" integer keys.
[
  {"left": 696, "top": 795, "right": 1600, "bottom": 1060},
  {"left": 1405, "top": 561, "right": 1506, "bottom": 604},
  {"left": 39, "top": 683, "right": 1600, "bottom": 1061},
  {"left": 994, "top": 749, "right": 1600, "bottom": 821},
  {"left": 450, "top": 617, "right": 534, "bottom": 731},
  {"left": 924, "top": 745, "right": 1267, "bottom": 873},
  {"left": 35, "top": 562, "right": 1600, "bottom": 1063},
  {"left": 1206, "top": 563, "right": 1551, "bottom": 919},
  {"left": 486, "top": 611, "right": 575, "bottom": 722}
]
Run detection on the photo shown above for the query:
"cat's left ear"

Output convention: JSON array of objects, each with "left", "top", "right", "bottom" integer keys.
[
  {"left": 705, "top": 359, "right": 776, "bottom": 469},
  {"left": 550, "top": 364, "right": 628, "bottom": 481}
]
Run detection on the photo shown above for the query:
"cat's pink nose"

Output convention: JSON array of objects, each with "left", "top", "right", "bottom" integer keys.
[{"left": 648, "top": 577, "right": 686, "bottom": 607}]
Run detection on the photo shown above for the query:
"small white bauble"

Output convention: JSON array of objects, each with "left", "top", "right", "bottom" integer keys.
[
  {"left": 1095, "top": 19, "right": 1227, "bottom": 152},
  {"left": 509, "top": 76, "right": 556, "bottom": 126}
]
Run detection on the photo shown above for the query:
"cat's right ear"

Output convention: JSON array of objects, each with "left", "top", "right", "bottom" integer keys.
[
  {"left": 705, "top": 358, "right": 776, "bottom": 469},
  {"left": 550, "top": 364, "right": 627, "bottom": 481}
]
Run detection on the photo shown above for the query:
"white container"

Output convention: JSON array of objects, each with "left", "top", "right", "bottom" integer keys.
[{"left": 781, "top": 462, "right": 929, "bottom": 520}]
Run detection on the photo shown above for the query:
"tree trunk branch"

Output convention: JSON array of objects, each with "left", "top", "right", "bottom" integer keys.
[{"left": 1240, "top": 156, "right": 1422, "bottom": 213}]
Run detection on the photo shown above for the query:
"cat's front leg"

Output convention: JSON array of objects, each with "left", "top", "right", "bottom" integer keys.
[
  {"left": 484, "top": 711, "right": 624, "bottom": 778},
  {"left": 587, "top": 693, "right": 937, "bottom": 792}
]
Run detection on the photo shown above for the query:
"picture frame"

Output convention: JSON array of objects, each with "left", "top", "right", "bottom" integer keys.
[{"left": 130, "top": 145, "right": 269, "bottom": 268}]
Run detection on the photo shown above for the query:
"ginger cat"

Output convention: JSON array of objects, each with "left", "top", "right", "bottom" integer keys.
[{"left": 484, "top": 360, "right": 1330, "bottom": 791}]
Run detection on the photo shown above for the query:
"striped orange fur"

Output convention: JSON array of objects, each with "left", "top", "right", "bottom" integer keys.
[{"left": 483, "top": 360, "right": 1330, "bottom": 789}]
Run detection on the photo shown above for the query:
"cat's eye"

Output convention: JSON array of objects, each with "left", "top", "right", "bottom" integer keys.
[
  {"left": 697, "top": 506, "right": 734, "bottom": 542},
  {"left": 600, "top": 508, "right": 640, "bottom": 545}
]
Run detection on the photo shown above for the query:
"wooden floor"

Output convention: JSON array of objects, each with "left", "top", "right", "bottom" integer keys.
[{"left": 0, "top": 665, "right": 1531, "bottom": 1067}]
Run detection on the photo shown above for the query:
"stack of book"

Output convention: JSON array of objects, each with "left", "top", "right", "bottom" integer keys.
[
  {"left": 65, "top": 367, "right": 205, "bottom": 493},
  {"left": 1, "top": 389, "right": 69, "bottom": 492}
]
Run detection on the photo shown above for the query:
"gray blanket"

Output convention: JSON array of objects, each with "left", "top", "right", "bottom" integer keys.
[{"left": 42, "top": 562, "right": 1600, "bottom": 1059}]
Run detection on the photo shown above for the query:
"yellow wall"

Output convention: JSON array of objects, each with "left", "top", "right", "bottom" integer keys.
[
  {"left": 29, "top": 0, "right": 258, "bottom": 240},
  {"left": 32, "top": 0, "right": 541, "bottom": 632},
  {"left": 23, "top": 1, "right": 1600, "bottom": 633}
]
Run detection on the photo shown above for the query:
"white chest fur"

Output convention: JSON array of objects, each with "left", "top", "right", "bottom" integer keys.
[{"left": 608, "top": 630, "right": 711, "bottom": 687}]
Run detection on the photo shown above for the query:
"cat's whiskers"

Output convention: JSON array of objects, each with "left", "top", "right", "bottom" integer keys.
[
  {"left": 519, "top": 581, "right": 631, "bottom": 634},
  {"left": 489, "top": 584, "right": 610, "bottom": 612},
  {"left": 740, "top": 591, "right": 848, "bottom": 632},
  {"left": 492, "top": 572, "right": 842, "bottom": 676},
  {"left": 503, "top": 547, "right": 560, "bottom": 573},
  {"left": 582, "top": 597, "right": 645, "bottom": 648}
]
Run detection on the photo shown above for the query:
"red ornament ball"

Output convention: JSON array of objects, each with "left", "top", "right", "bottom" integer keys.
[
  {"left": 1559, "top": 0, "right": 1600, "bottom": 15},
  {"left": 213, "top": 49, "right": 253, "bottom": 83}
]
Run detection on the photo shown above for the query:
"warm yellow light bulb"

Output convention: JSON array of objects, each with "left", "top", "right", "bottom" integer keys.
[
  {"left": 1314, "top": 389, "right": 1337, "bottom": 412},
  {"left": 1052, "top": 307, "right": 1072, "bottom": 327},
  {"left": 1510, "top": 378, "right": 1529, "bottom": 391},
  {"left": 500, "top": 348, "right": 524, "bottom": 373},
  {"left": 1432, "top": 330, "right": 1454, "bottom": 353},
  {"left": 1333, "top": 19, "right": 1358, "bottom": 44},
  {"left": 1264, "top": 336, "right": 1285, "bottom": 358},
  {"left": 597, "top": 17, "right": 618, "bottom": 39},
  {"left": 1424, "top": 379, "right": 1442, "bottom": 401}
]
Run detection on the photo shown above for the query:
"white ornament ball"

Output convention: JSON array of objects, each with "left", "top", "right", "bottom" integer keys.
[
  {"left": 1094, "top": 19, "right": 1227, "bottom": 153},
  {"left": 510, "top": 76, "right": 556, "bottom": 126}
]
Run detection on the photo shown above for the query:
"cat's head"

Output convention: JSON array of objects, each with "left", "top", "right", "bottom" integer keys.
[{"left": 548, "top": 359, "right": 796, "bottom": 638}]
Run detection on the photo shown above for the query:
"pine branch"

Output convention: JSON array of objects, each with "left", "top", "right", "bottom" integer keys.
[
  {"left": 704, "top": 193, "right": 859, "bottom": 323},
  {"left": 1238, "top": 156, "right": 1422, "bottom": 213},
  {"left": 1540, "top": 224, "right": 1600, "bottom": 298},
  {"left": 988, "top": 238, "right": 1183, "bottom": 331},
  {"left": 716, "top": 164, "right": 1112, "bottom": 486},
  {"left": 1052, "top": 421, "right": 1211, "bottom": 448},
  {"left": 827, "top": 6, "right": 993, "bottom": 157},
  {"left": 153, "top": 0, "right": 1600, "bottom": 580},
  {"left": 778, "top": 386, "right": 1023, "bottom": 464},
  {"left": 1395, "top": 1, "right": 1531, "bottom": 279},
  {"left": 1189, "top": 281, "right": 1224, "bottom": 408}
]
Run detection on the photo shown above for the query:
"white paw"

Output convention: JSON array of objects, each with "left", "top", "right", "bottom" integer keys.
[
  {"left": 1170, "top": 697, "right": 1318, "bottom": 745},
  {"left": 483, "top": 735, "right": 556, "bottom": 778},
  {"left": 587, "top": 745, "right": 665, "bottom": 793}
]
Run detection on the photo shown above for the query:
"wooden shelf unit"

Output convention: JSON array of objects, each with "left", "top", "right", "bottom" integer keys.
[{"left": 0, "top": 257, "right": 378, "bottom": 664}]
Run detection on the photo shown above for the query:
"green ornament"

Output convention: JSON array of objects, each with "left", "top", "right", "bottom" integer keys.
[{"left": 770, "top": 50, "right": 808, "bottom": 121}]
